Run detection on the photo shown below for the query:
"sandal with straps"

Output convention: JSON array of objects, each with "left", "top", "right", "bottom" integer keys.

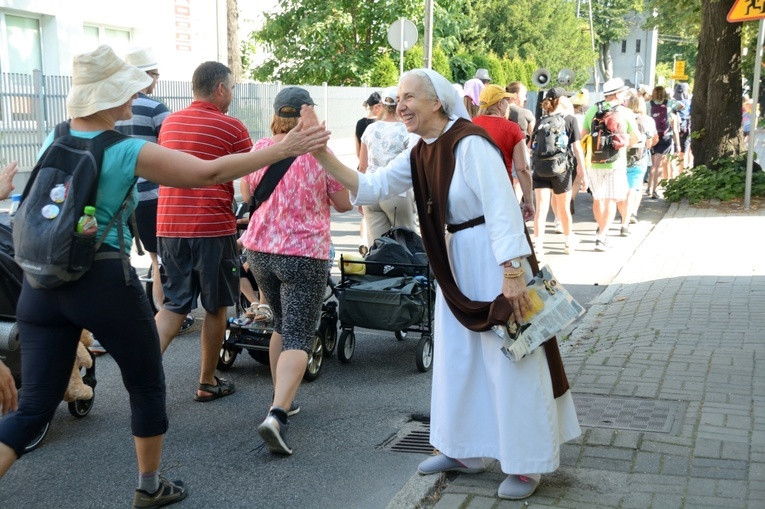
[
  {"left": 194, "top": 376, "right": 236, "bottom": 402},
  {"left": 250, "top": 304, "right": 273, "bottom": 323}
]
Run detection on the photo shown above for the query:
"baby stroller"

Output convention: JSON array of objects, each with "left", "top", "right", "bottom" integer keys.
[
  {"left": 215, "top": 202, "right": 338, "bottom": 381},
  {"left": 0, "top": 221, "right": 97, "bottom": 452},
  {"left": 217, "top": 273, "right": 338, "bottom": 382},
  {"left": 334, "top": 227, "right": 435, "bottom": 372}
]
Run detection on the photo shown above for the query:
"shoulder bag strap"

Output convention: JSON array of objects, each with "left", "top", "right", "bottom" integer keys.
[{"left": 249, "top": 156, "right": 297, "bottom": 214}]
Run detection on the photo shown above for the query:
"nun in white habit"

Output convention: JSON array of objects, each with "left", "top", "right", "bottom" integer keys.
[{"left": 309, "top": 68, "right": 580, "bottom": 501}]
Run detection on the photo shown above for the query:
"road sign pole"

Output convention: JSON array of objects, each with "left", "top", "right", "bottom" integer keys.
[
  {"left": 399, "top": 17, "right": 405, "bottom": 77},
  {"left": 745, "top": 18, "right": 764, "bottom": 210}
]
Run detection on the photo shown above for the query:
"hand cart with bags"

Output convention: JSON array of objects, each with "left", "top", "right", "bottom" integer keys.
[{"left": 334, "top": 227, "right": 436, "bottom": 372}]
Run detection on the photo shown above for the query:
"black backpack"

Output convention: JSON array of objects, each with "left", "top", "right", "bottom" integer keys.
[
  {"left": 590, "top": 101, "right": 627, "bottom": 164},
  {"left": 531, "top": 114, "right": 568, "bottom": 177},
  {"left": 13, "top": 121, "right": 137, "bottom": 289}
]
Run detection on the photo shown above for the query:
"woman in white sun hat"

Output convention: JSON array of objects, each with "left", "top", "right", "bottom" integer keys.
[{"left": 0, "top": 44, "right": 328, "bottom": 508}]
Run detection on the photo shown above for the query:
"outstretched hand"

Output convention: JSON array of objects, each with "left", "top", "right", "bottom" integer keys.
[
  {"left": 0, "top": 161, "right": 18, "bottom": 201},
  {"left": 281, "top": 106, "right": 330, "bottom": 156}
]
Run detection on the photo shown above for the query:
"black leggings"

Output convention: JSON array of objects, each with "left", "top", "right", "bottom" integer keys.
[
  {"left": 0, "top": 257, "right": 167, "bottom": 457},
  {"left": 247, "top": 252, "right": 326, "bottom": 354}
]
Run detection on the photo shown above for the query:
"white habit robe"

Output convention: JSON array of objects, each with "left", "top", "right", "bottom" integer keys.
[{"left": 353, "top": 120, "right": 581, "bottom": 474}]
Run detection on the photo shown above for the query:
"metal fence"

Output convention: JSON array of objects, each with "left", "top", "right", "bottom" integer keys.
[{"left": 0, "top": 70, "right": 372, "bottom": 171}]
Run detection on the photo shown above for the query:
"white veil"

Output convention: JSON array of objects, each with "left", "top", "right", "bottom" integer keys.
[{"left": 401, "top": 68, "right": 471, "bottom": 121}]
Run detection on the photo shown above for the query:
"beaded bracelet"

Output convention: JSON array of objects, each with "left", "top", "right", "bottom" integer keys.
[{"left": 503, "top": 270, "right": 524, "bottom": 279}]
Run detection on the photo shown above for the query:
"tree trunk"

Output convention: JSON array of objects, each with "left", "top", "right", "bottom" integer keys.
[
  {"left": 227, "top": 0, "right": 242, "bottom": 82},
  {"left": 691, "top": 0, "right": 742, "bottom": 166},
  {"left": 598, "top": 43, "right": 612, "bottom": 82}
]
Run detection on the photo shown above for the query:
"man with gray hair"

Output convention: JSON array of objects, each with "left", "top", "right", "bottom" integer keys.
[{"left": 155, "top": 61, "right": 252, "bottom": 402}]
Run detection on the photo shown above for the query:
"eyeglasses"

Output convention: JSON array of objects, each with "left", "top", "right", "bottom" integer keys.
[{"left": 147, "top": 71, "right": 160, "bottom": 78}]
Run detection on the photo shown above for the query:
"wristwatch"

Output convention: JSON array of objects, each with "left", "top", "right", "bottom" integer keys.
[{"left": 506, "top": 259, "right": 522, "bottom": 269}]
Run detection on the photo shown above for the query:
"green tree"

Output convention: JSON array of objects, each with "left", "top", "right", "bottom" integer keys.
[
  {"left": 644, "top": 0, "right": 701, "bottom": 84},
  {"left": 474, "top": 0, "right": 594, "bottom": 87},
  {"left": 250, "top": 0, "right": 421, "bottom": 85},
  {"left": 432, "top": 0, "right": 488, "bottom": 55},
  {"left": 369, "top": 53, "right": 399, "bottom": 87}
]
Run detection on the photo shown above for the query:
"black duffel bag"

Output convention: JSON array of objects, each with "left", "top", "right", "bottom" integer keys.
[{"left": 337, "top": 276, "right": 427, "bottom": 331}]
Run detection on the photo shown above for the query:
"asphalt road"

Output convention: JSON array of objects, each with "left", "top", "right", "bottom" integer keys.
[{"left": 0, "top": 190, "right": 669, "bottom": 509}]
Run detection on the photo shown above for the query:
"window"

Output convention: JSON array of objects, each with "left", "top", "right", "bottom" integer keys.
[
  {"left": 636, "top": 39, "right": 641, "bottom": 53},
  {"left": 0, "top": 13, "right": 44, "bottom": 125},
  {"left": 82, "top": 24, "right": 131, "bottom": 54},
  {"left": 2, "top": 14, "right": 43, "bottom": 74},
  {"left": 621, "top": 40, "right": 627, "bottom": 53}
]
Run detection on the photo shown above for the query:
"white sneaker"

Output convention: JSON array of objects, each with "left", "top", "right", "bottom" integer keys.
[{"left": 553, "top": 219, "right": 563, "bottom": 234}]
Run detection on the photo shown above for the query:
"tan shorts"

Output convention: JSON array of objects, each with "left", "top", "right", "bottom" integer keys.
[{"left": 586, "top": 167, "right": 628, "bottom": 200}]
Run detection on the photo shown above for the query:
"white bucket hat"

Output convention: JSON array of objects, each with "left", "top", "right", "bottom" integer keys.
[
  {"left": 602, "top": 77, "right": 627, "bottom": 96},
  {"left": 124, "top": 47, "right": 158, "bottom": 72},
  {"left": 66, "top": 45, "right": 153, "bottom": 118}
]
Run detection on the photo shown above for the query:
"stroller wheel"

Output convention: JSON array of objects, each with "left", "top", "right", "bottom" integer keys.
[
  {"left": 303, "top": 332, "right": 324, "bottom": 382},
  {"left": 247, "top": 349, "right": 270, "bottom": 365},
  {"left": 338, "top": 330, "right": 355, "bottom": 363},
  {"left": 416, "top": 334, "right": 434, "bottom": 373},
  {"left": 319, "top": 319, "right": 337, "bottom": 357},
  {"left": 24, "top": 421, "right": 51, "bottom": 453},
  {"left": 218, "top": 345, "right": 238, "bottom": 371}
]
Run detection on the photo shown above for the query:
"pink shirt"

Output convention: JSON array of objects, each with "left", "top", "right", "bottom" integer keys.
[{"left": 239, "top": 138, "right": 344, "bottom": 259}]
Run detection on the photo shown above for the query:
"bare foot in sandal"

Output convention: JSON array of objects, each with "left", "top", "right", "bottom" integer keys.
[
  {"left": 250, "top": 304, "right": 273, "bottom": 323},
  {"left": 194, "top": 376, "right": 236, "bottom": 402}
]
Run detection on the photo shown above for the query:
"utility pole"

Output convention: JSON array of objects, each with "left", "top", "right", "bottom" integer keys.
[{"left": 423, "top": 0, "right": 434, "bottom": 69}]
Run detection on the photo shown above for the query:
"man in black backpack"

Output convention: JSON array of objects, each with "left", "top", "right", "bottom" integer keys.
[{"left": 581, "top": 78, "right": 639, "bottom": 251}]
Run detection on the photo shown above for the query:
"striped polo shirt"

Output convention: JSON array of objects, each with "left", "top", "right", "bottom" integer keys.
[
  {"left": 115, "top": 92, "right": 171, "bottom": 201},
  {"left": 157, "top": 100, "right": 253, "bottom": 238}
]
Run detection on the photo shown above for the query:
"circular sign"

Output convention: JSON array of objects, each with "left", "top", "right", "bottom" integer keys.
[{"left": 387, "top": 18, "right": 418, "bottom": 52}]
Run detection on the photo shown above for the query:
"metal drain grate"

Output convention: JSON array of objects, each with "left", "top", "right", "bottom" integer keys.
[
  {"left": 383, "top": 420, "right": 434, "bottom": 454},
  {"left": 385, "top": 395, "right": 681, "bottom": 454},
  {"left": 573, "top": 394, "right": 680, "bottom": 433}
]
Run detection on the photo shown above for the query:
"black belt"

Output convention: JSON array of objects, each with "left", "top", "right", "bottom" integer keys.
[{"left": 446, "top": 215, "right": 486, "bottom": 233}]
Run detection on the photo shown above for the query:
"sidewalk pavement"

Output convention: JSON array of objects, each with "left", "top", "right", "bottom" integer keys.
[{"left": 387, "top": 199, "right": 765, "bottom": 509}]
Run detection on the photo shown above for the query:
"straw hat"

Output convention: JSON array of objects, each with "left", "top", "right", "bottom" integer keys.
[
  {"left": 66, "top": 45, "right": 153, "bottom": 118},
  {"left": 124, "top": 47, "right": 158, "bottom": 72}
]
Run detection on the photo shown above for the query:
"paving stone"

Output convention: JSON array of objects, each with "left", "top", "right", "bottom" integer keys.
[
  {"left": 464, "top": 495, "right": 497, "bottom": 509},
  {"left": 433, "top": 493, "right": 470, "bottom": 509},
  {"left": 690, "top": 458, "right": 748, "bottom": 480},
  {"left": 632, "top": 451, "right": 662, "bottom": 474}
]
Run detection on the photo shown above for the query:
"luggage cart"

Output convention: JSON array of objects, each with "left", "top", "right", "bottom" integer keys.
[{"left": 334, "top": 255, "right": 435, "bottom": 372}]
